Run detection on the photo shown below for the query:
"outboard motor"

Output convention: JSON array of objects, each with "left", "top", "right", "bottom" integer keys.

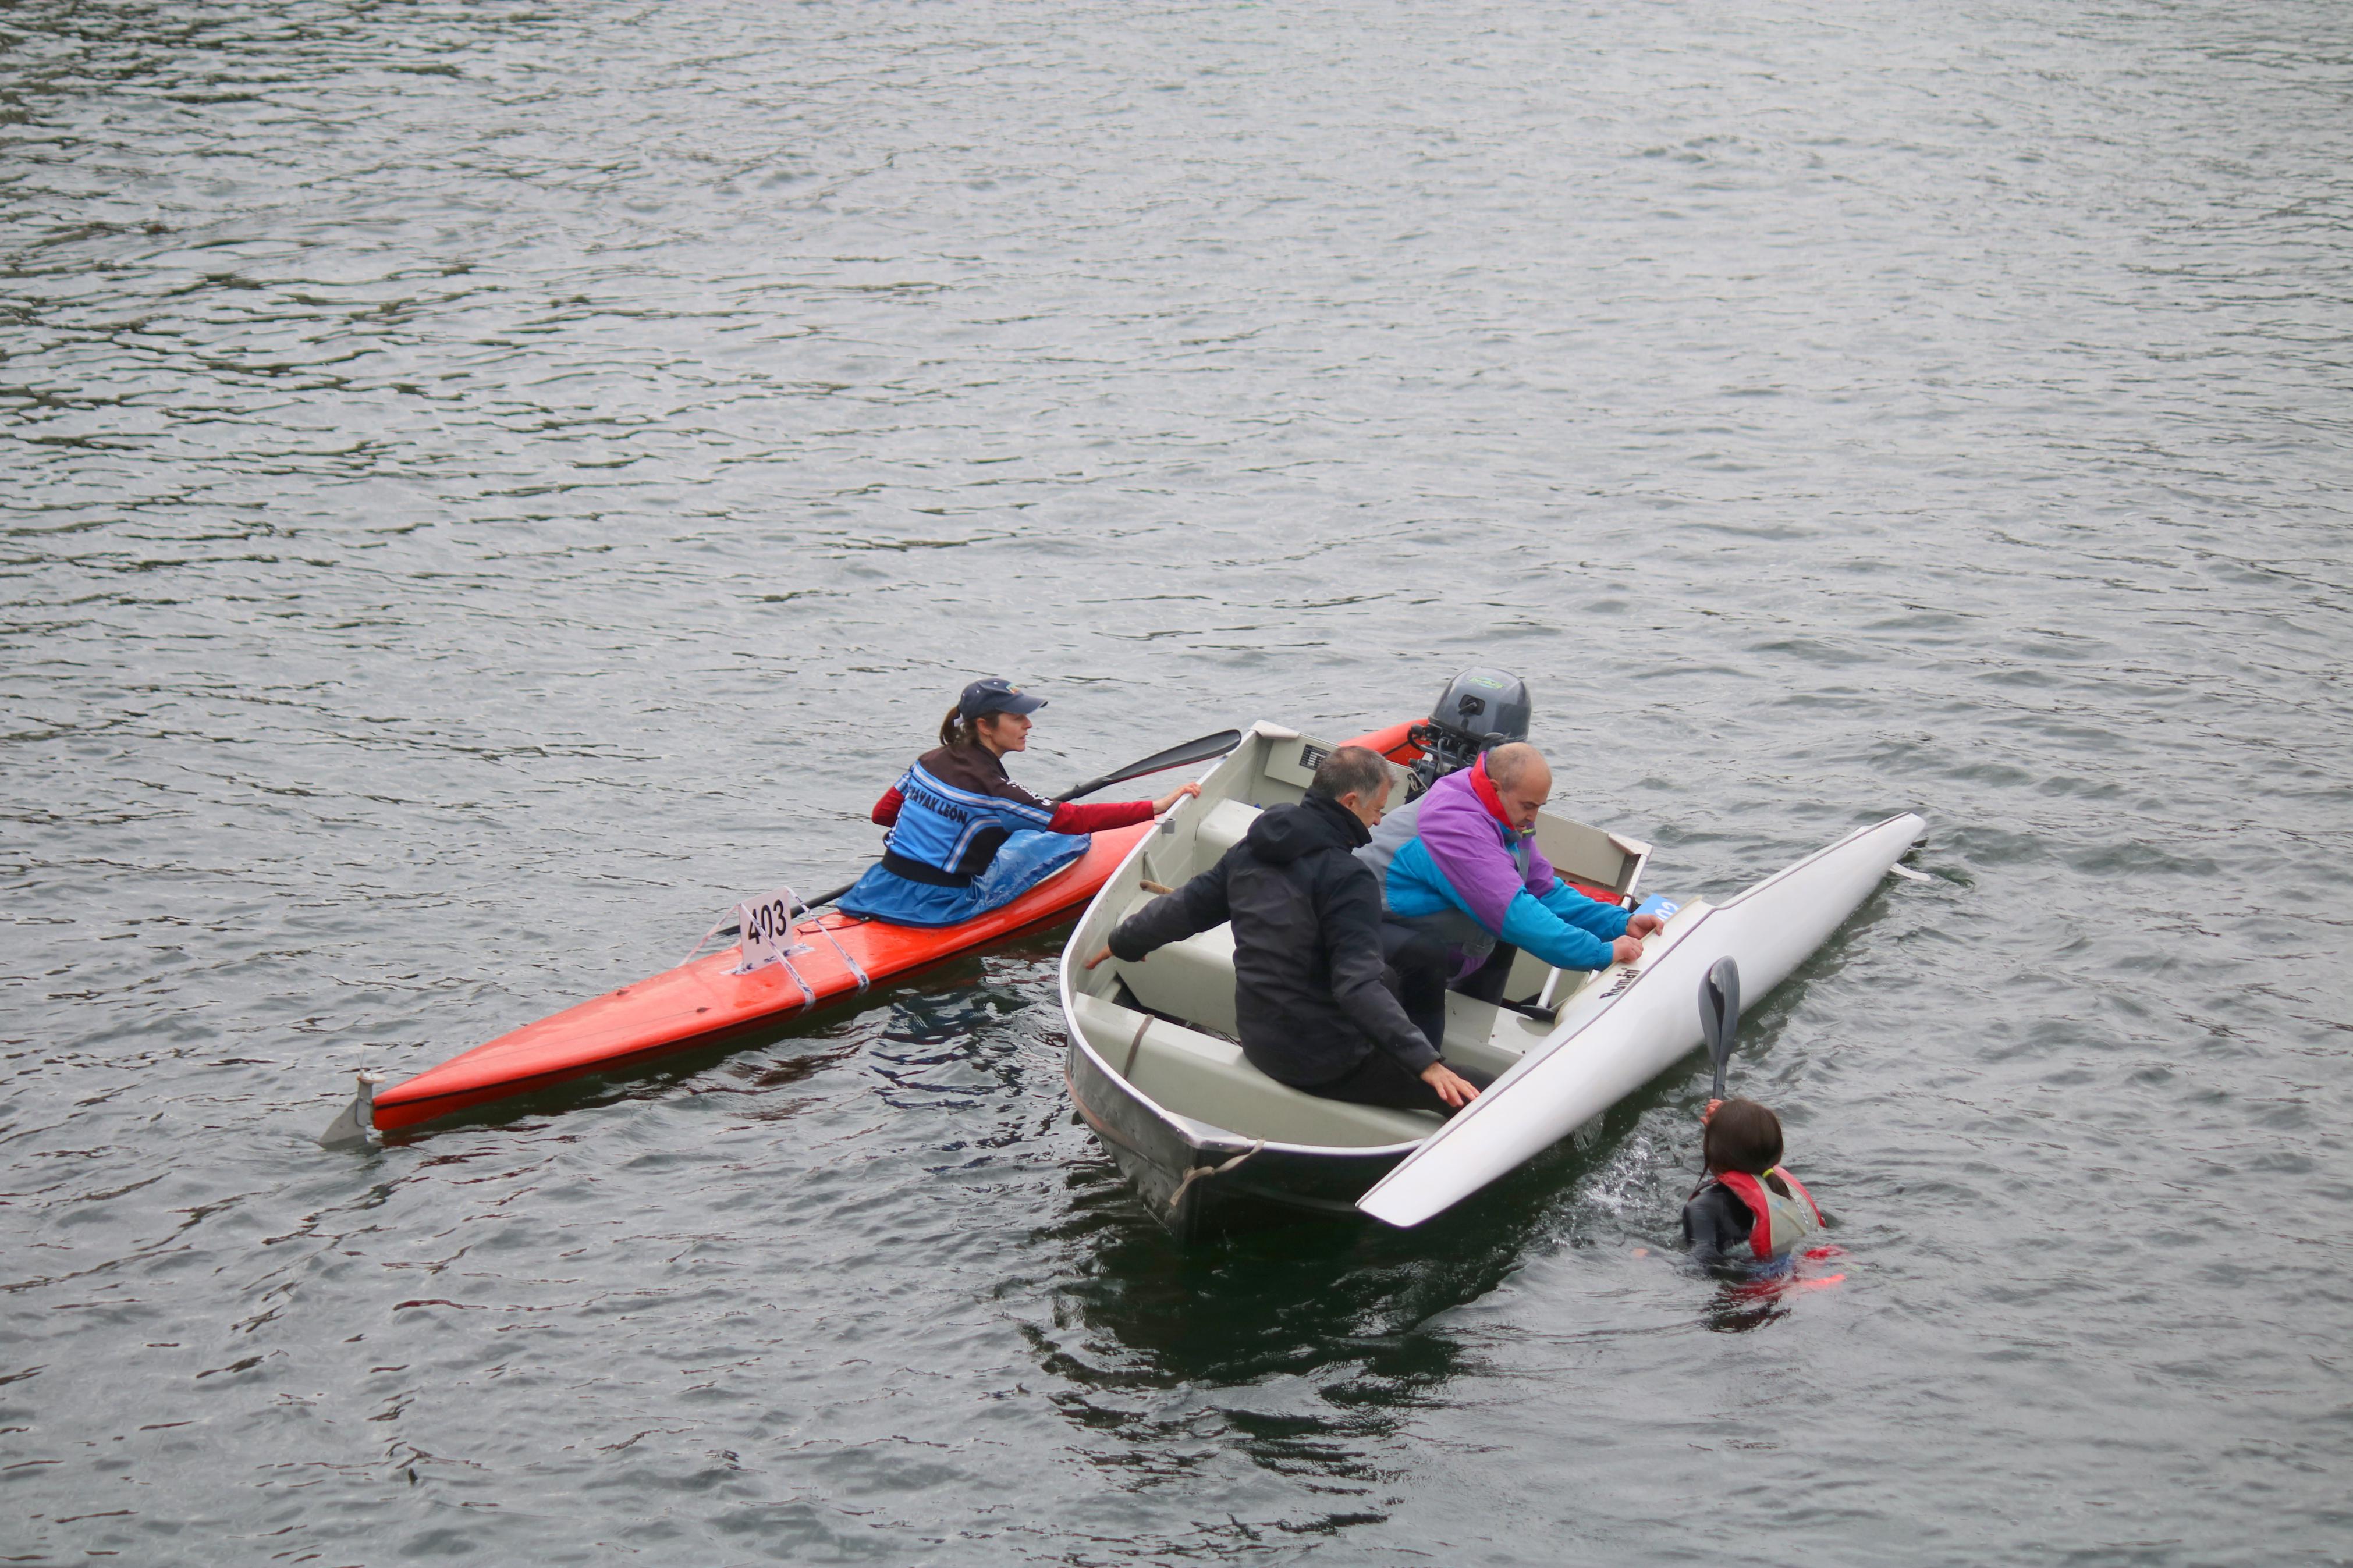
[{"left": 1404, "top": 667, "right": 1532, "bottom": 798}]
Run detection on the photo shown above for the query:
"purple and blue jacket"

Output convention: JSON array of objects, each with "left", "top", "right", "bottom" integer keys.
[{"left": 1357, "top": 765, "right": 1630, "bottom": 975}]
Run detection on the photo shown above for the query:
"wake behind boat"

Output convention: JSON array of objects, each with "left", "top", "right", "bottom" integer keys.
[{"left": 1058, "top": 720, "right": 1925, "bottom": 1240}]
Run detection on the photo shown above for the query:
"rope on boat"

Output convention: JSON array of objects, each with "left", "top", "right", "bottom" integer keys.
[
  {"left": 1120, "top": 1016, "right": 1151, "bottom": 1082},
  {"left": 1066, "top": 1073, "right": 1259, "bottom": 1217},
  {"left": 789, "top": 883, "right": 870, "bottom": 993},
  {"left": 677, "top": 912, "right": 734, "bottom": 970},
  {"left": 1167, "top": 1140, "right": 1264, "bottom": 1212}
]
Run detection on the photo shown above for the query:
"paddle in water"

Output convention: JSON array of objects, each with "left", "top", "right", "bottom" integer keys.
[
  {"left": 730, "top": 728, "right": 1244, "bottom": 926},
  {"left": 1699, "top": 956, "right": 1742, "bottom": 1100}
]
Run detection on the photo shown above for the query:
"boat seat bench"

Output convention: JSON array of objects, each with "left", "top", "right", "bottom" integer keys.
[
  {"left": 1070, "top": 993, "right": 1439, "bottom": 1149},
  {"left": 1192, "top": 797, "right": 1262, "bottom": 859},
  {"left": 1113, "top": 915, "right": 1244, "bottom": 1037}
]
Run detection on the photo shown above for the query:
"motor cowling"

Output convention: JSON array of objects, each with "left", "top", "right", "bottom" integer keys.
[{"left": 1404, "top": 667, "right": 1532, "bottom": 798}]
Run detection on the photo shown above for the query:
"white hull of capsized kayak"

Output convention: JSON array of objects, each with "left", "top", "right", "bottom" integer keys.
[{"left": 1355, "top": 810, "right": 1928, "bottom": 1229}]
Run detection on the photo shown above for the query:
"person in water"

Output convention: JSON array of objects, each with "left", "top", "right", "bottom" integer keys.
[
  {"left": 1681, "top": 1097, "right": 1828, "bottom": 1271},
  {"left": 1358, "top": 741, "right": 1665, "bottom": 1046},
  {"left": 1084, "top": 746, "right": 1490, "bottom": 1116},
  {"left": 837, "top": 678, "right": 1199, "bottom": 928}
]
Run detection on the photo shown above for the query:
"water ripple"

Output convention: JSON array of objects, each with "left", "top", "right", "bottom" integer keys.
[{"left": 5, "top": 0, "right": 2352, "bottom": 1562}]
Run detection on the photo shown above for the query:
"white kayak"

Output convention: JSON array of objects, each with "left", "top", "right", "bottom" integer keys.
[
  {"left": 1355, "top": 807, "right": 1927, "bottom": 1228},
  {"left": 1059, "top": 718, "right": 1925, "bottom": 1240}
]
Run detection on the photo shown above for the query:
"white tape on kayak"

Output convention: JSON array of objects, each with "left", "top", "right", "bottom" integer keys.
[{"left": 798, "top": 911, "right": 871, "bottom": 993}]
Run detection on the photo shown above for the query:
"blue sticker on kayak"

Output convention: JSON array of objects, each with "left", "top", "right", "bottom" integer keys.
[{"left": 1633, "top": 894, "right": 1681, "bottom": 922}]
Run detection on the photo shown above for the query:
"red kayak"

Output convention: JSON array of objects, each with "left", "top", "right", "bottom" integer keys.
[{"left": 322, "top": 721, "right": 1424, "bottom": 1140}]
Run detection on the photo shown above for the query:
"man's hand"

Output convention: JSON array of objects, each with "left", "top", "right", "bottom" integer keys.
[
  {"left": 1152, "top": 783, "right": 1202, "bottom": 815},
  {"left": 1625, "top": 911, "right": 1666, "bottom": 938},
  {"left": 1609, "top": 934, "right": 1645, "bottom": 966},
  {"left": 1702, "top": 1098, "right": 1723, "bottom": 1126},
  {"left": 1421, "top": 1061, "right": 1482, "bottom": 1109},
  {"left": 1082, "top": 944, "right": 1114, "bottom": 970}
]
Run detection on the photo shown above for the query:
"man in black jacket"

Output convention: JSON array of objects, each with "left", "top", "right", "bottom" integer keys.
[{"left": 1083, "top": 746, "right": 1490, "bottom": 1115}]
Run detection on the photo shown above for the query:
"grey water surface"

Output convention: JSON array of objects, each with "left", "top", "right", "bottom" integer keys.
[{"left": 5, "top": 1, "right": 2351, "bottom": 1562}]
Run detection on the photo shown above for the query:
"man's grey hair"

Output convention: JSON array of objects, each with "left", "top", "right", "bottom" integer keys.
[
  {"left": 1484, "top": 742, "right": 1546, "bottom": 791},
  {"left": 1307, "top": 745, "right": 1393, "bottom": 805}
]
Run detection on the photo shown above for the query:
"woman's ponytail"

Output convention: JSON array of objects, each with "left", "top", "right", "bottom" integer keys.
[{"left": 939, "top": 705, "right": 978, "bottom": 749}]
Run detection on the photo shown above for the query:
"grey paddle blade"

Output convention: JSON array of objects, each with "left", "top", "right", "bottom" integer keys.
[
  {"left": 318, "top": 1071, "right": 382, "bottom": 1150},
  {"left": 1699, "top": 957, "right": 1742, "bottom": 1100}
]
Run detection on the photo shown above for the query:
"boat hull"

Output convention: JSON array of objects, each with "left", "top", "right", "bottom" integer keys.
[
  {"left": 1354, "top": 811, "right": 1927, "bottom": 1228},
  {"left": 1064, "top": 1041, "right": 1410, "bottom": 1240},
  {"left": 364, "top": 822, "right": 1155, "bottom": 1133}
]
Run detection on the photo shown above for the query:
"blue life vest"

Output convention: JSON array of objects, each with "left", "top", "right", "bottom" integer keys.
[
  {"left": 839, "top": 829, "right": 1085, "bottom": 929},
  {"left": 885, "top": 759, "right": 1058, "bottom": 879}
]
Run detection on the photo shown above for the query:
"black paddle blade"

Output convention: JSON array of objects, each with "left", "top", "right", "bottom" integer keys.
[
  {"left": 1699, "top": 957, "right": 1742, "bottom": 1100},
  {"left": 1052, "top": 728, "right": 1243, "bottom": 803}
]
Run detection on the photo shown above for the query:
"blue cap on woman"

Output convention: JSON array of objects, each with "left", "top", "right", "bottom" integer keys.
[{"left": 957, "top": 678, "right": 1045, "bottom": 719}]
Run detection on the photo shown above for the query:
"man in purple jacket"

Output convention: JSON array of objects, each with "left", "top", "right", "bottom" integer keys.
[{"left": 1358, "top": 743, "right": 1665, "bottom": 1046}]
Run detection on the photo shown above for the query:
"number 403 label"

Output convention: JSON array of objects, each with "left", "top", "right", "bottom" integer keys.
[{"left": 735, "top": 890, "right": 814, "bottom": 975}]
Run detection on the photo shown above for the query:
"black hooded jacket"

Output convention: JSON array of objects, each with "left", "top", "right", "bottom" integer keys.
[{"left": 1106, "top": 793, "right": 1439, "bottom": 1086}]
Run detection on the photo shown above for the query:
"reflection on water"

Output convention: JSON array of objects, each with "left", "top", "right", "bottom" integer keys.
[
  {"left": 1029, "top": 1189, "right": 1484, "bottom": 1507},
  {"left": 1030, "top": 1124, "right": 1633, "bottom": 1502}
]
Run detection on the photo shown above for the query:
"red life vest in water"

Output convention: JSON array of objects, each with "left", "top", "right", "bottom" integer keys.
[{"left": 1715, "top": 1167, "right": 1827, "bottom": 1261}]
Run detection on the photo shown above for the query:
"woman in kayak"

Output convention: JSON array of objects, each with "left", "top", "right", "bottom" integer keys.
[
  {"left": 1682, "top": 1098, "right": 1828, "bottom": 1273},
  {"left": 837, "top": 678, "right": 1200, "bottom": 928}
]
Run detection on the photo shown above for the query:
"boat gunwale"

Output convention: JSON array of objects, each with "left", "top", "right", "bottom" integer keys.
[
  {"left": 1063, "top": 1020, "right": 1431, "bottom": 1162},
  {"left": 1062, "top": 1048, "right": 1418, "bottom": 1221}
]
